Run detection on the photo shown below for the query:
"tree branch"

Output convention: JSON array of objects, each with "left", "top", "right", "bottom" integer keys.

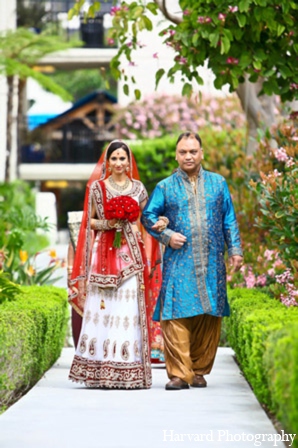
[{"left": 153, "top": 0, "right": 182, "bottom": 25}]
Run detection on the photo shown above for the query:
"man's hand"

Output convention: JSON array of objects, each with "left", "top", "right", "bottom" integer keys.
[
  {"left": 229, "top": 255, "right": 243, "bottom": 272},
  {"left": 169, "top": 232, "right": 187, "bottom": 249}
]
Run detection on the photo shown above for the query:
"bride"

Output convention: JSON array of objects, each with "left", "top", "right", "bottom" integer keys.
[{"left": 68, "top": 140, "right": 161, "bottom": 389}]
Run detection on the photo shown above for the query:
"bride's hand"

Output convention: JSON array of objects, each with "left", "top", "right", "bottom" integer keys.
[
  {"left": 131, "top": 224, "right": 139, "bottom": 234},
  {"left": 152, "top": 219, "right": 167, "bottom": 232},
  {"left": 108, "top": 219, "right": 123, "bottom": 229}
]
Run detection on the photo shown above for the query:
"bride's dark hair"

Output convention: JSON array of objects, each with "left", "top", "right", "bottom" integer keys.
[{"left": 106, "top": 141, "right": 130, "bottom": 160}]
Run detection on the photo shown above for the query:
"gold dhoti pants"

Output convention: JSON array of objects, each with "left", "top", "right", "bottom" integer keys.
[{"left": 161, "top": 314, "right": 222, "bottom": 384}]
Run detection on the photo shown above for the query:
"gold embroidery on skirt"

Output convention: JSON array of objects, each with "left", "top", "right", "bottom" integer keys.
[
  {"left": 134, "top": 340, "right": 140, "bottom": 358},
  {"left": 121, "top": 341, "right": 130, "bottom": 360},
  {"left": 115, "top": 316, "right": 120, "bottom": 328},
  {"left": 103, "top": 339, "right": 110, "bottom": 358},
  {"left": 93, "top": 312, "right": 99, "bottom": 325},
  {"left": 123, "top": 316, "right": 129, "bottom": 330},
  {"left": 89, "top": 338, "right": 97, "bottom": 356},
  {"left": 112, "top": 341, "right": 117, "bottom": 358},
  {"left": 79, "top": 334, "right": 88, "bottom": 354},
  {"left": 133, "top": 315, "right": 138, "bottom": 327},
  {"left": 103, "top": 315, "right": 110, "bottom": 327}
]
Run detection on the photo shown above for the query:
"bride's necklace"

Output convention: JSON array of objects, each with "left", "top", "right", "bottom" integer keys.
[{"left": 108, "top": 175, "right": 130, "bottom": 192}]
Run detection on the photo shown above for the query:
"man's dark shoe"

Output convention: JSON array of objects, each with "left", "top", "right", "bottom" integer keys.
[
  {"left": 191, "top": 374, "right": 207, "bottom": 388},
  {"left": 165, "top": 377, "right": 189, "bottom": 390}
]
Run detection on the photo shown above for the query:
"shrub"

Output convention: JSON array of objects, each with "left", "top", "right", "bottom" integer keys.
[
  {"left": 227, "top": 120, "right": 298, "bottom": 307},
  {"left": 0, "top": 286, "right": 68, "bottom": 412},
  {"left": 226, "top": 287, "right": 298, "bottom": 432},
  {"left": 250, "top": 123, "right": 298, "bottom": 268},
  {"left": 264, "top": 325, "right": 298, "bottom": 446},
  {"left": 113, "top": 92, "right": 245, "bottom": 140}
]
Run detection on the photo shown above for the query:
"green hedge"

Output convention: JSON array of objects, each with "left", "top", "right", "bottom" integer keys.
[
  {"left": 265, "top": 325, "right": 298, "bottom": 444},
  {"left": 227, "top": 288, "right": 298, "bottom": 445},
  {"left": 0, "top": 286, "right": 68, "bottom": 412}
]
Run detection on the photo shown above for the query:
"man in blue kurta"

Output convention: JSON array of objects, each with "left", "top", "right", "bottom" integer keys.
[{"left": 141, "top": 132, "right": 243, "bottom": 390}]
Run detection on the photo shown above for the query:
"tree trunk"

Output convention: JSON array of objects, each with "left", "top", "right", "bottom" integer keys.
[
  {"left": 17, "top": 77, "right": 27, "bottom": 177},
  {"left": 236, "top": 77, "right": 277, "bottom": 155},
  {"left": 5, "top": 76, "right": 14, "bottom": 183}
]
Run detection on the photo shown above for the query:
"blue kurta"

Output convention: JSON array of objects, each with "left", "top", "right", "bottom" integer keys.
[{"left": 141, "top": 167, "right": 243, "bottom": 321}]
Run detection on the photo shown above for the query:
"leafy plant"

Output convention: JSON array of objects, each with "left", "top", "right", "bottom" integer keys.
[
  {"left": 68, "top": 1, "right": 298, "bottom": 102},
  {"left": 0, "top": 272, "right": 21, "bottom": 304},
  {"left": 0, "top": 181, "right": 65, "bottom": 286},
  {"left": 249, "top": 124, "right": 298, "bottom": 259}
]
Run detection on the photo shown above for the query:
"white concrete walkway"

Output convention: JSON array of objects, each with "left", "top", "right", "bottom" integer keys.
[
  {"left": 0, "top": 347, "right": 288, "bottom": 448},
  {"left": 0, "top": 241, "right": 291, "bottom": 447}
]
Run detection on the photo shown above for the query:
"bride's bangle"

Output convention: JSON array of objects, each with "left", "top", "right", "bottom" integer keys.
[{"left": 94, "top": 219, "right": 109, "bottom": 230}]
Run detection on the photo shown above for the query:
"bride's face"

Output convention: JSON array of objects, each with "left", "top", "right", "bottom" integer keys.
[{"left": 108, "top": 148, "right": 130, "bottom": 176}]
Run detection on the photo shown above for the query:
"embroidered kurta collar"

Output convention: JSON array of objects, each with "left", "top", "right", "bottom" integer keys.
[{"left": 177, "top": 166, "right": 204, "bottom": 181}]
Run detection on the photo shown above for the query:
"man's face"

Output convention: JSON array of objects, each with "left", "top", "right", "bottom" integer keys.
[{"left": 176, "top": 137, "right": 203, "bottom": 176}]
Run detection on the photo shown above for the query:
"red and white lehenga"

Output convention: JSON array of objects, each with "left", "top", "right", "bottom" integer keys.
[{"left": 68, "top": 143, "right": 161, "bottom": 389}]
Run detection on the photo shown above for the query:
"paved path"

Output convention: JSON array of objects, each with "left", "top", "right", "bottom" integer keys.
[
  {"left": 0, "top": 241, "right": 290, "bottom": 447},
  {"left": 0, "top": 348, "right": 287, "bottom": 448}
]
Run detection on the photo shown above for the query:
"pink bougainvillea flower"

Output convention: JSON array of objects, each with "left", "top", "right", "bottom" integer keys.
[
  {"left": 290, "top": 83, "right": 298, "bottom": 90},
  {"left": 226, "top": 57, "right": 239, "bottom": 65},
  {"left": 153, "top": 52, "right": 158, "bottom": 59},
  {"left": 110, "top": 6, "right": 121, "bottom": 15},
  {"left": 177, "top": 56, "right": 187, "bottom": 64},
  {"left": 218, "top": 13, "right": 226, "bottom": 21},
  {"left": 228, "top": 6, "right": 238, "bottom": 12}
]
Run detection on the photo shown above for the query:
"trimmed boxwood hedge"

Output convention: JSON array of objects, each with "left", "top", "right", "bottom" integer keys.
[
  {"left": 226, "top": 288, "right": 298, "bottom": 446},
  {"left": 0, "top": 286, "right": 68, "bottom": 412}
]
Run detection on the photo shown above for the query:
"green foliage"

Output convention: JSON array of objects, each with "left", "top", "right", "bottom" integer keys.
[
  {"left": 67, "top": 1, "right": 298, "bottom": 101},
  {"left": 227, "top": 288, "right": 298, "bottom": 443},
  {"left": 0, "top": 272, "right": 21, "bottom": 305},
  {"left": 48, "top": 68, "right": 117, "bottom": 102},
  {"left": 17, "top": 0, "right": 50, "bottom": 31},
  {"left": 130, "top": 136, "right": 177, "bottom": 194},
  {"left": 250, "top": 124, "right": 298, "bottom": 267},
  {"left": 0, "top": 181, "right": 64, "bottom": 286},
  {"left": 264, "top": 325, "right": 298, "bottom": 446},
  {"left": 0, "top": 28, "right": 81, "bottom": 101},
  {"left": 0, "top": 286, "right": 68, "bottom": 412}
]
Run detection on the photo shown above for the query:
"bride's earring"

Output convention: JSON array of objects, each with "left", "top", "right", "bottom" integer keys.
[{"left": 108, "top": 166, "right": 112, "bottom": 173}]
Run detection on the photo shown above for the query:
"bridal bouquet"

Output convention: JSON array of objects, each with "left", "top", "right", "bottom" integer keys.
[{"left": 105, "top": 196, "right": 140, "bottom": 248}]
